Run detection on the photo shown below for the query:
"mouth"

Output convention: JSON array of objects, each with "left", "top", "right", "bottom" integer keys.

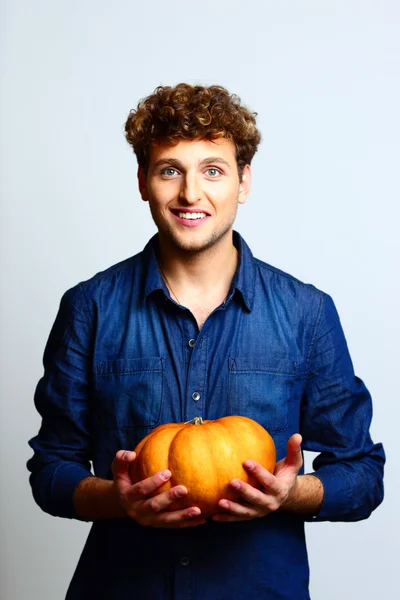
[{"left": 169, "top": 208, "right": 211, "bottom": 227}]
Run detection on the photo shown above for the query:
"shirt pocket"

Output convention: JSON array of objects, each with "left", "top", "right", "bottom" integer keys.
[
  {"left": 228, "top": 357, "right": 297, "bottom": 433},
  {"left": 94, "top": 357, "right": 164, "bottom": 430}
]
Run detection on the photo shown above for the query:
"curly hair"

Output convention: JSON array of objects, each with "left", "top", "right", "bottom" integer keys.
[{"left": 125, "top": 83, "right": 261, "bottom": 180}]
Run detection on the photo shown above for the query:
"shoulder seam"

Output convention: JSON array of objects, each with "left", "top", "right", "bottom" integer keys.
[
  {"left": 254, "top": 257, "right": 314, "bottom": 289},
  {"left": 81, "top": 255, "right": 138, "bottom": 286},
  {"left": 305, "top": 290, "right": 326, "bottom": 374},
  {"left": 78, "top": 283, "right": 92, "bottom": 325}
]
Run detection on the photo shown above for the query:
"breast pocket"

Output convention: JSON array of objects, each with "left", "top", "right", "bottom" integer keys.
[
  {"left": 94, "top": 357, "right": 164, "bottom": 430},
  {"left": 228, "top": 357, "right": 297, "bottom": 433}
]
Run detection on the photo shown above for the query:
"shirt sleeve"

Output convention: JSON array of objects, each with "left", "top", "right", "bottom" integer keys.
[
  {"left": 27, "top": 284, "right": 94, "bottom": 520},
  {"left": 301, "top": 292, "right": 385, "bottom": 522}
]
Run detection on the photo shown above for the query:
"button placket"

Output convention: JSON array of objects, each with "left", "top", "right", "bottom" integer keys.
[
  {"left": 185, "top": 336, "right": 207, "bottom": 421},
  {"left": 174, "top": 550, "right": 192, "bottom": 598}
]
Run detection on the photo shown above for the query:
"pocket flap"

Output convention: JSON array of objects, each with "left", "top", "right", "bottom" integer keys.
[
  {"left": 97, "top": 357, "right": 163, "bottom": 376},
  {"left": 229, "top": 357, "right": 296, "bottom": 375}
]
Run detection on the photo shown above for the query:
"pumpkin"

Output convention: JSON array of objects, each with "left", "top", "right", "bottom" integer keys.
[{"left": 130, "top": 415, "right": 276, "bottom": 516}]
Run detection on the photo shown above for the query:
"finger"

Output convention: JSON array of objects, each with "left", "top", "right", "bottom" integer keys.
[
  {"left": 146, "top": 485, "right": 188, "bottom": 513},
  {"left": 112, "top": 450, "right": 136, "bottom": 473},
  {"left": 243, "top": 461, "right": 280, "bottom": 494},
  {"left": 212, "top": 499, "right": 260, "bottom": 522},
  {"left": 285, "top": 434, "right": 303, "bottom": 470},
  {"left": 111, "top": 450, "right": 137, "bottom": 489},
  {"left": 153, "top": 506, "right": 204, "bottom": 527},
  {"left": 131, "top": 469, "right": 172, "bottom": 500},
  {"left": 228, "top": 479, "right": 271, "bottom": 507}
]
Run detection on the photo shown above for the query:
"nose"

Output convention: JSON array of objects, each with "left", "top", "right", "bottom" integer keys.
[{"left": 179, "top": 172, "right": 203, "bottom": 205}]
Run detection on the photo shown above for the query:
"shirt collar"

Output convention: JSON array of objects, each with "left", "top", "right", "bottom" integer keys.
[
  {"left": 143, "top": 234, "right": 168, "bottom": 298},
  {"left": 143, "top": 231, "right": 256, "bottom": 312},
  {"left": 230, "top": 231, "right": 256, "bottom": 311}
]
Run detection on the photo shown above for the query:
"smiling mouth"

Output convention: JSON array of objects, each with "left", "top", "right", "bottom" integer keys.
[{"left": 170, "top": 209, "right": 210, "bottom": 221}]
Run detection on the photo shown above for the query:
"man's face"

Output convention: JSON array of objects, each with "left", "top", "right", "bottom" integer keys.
[{"left": 138, "top": 138, "right": 251, "bottom": 255}]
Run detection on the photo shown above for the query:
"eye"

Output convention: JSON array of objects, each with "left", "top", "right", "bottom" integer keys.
[
  {"left": 162, "top": 168, "right": 179, "bottom": 177},
  {"left": 206, "top": 168, "right": 221, "bottom": 177}
]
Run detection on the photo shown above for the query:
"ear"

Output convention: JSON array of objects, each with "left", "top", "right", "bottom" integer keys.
[
  {"left": 137, "top": 166, "right": 149, "bottom": 201},
  {"left": 238, "top": 165, "right": 252, "bottom": 205}
]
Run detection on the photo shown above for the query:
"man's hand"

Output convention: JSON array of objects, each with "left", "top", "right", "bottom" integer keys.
[
  {"left": 212, "top": 434, "right": 303, "bottom": 522},
  {"left": 112, "top": 450, "right": 207, "bottom": 529}
]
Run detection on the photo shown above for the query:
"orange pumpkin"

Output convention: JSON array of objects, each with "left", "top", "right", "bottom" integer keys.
[{"left": 130, "top": 415, "right": 276, "bottom": 516}]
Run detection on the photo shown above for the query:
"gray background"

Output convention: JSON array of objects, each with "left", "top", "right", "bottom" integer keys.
[{"left": 1, "top": 1, "right": 398, "bottom": 598}]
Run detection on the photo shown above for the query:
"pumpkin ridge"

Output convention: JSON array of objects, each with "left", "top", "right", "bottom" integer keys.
[
  {"left": 166, "top": 425, "right": 189, "bottom": 487},
  {"left": 220, "top": 418, "right": 254, "bottom": 461},
  {"left": 217, "top": 416, "right": 276, "bottom": 485},
  {"left": 206, "top": 421, "right": 241, "bottom": 503},
  {"left": 216, "top": 419, "right": 243, "bottom": 474},
  {"left": 135, "top": 422, "right": 181, "bottom": 455},
  {"left": 204, "top": 424, "right": 219, "bottom": 503},
  {"left": 134, "top": 423, "right": 183, "bottom": 485},
  {"left": 140, "top": 423, "right": 181, "bottom": 457}
]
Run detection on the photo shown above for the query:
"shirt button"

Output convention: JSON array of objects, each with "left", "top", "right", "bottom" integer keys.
[
  {"left": 180, "top": 556, "right": 190, "bottom": 566},
  {"left": 188, "top": 339, "right": 196, "bottom": 348},
  {"left": 192, "top": 392, "right": 200, "bottom": 401}
]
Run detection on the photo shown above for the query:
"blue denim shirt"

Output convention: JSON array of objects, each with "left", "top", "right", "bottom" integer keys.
[{"left": 27, "top": 232, "right": 385, "bottom": 600}]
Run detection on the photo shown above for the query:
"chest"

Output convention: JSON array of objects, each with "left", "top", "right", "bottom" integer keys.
[
  {"left": 185, "top": 301, "right": 220, "bottom": 330},
  {"left": 91, "top": 297, "right": 308, "bottom": 475},
  {"left": 176, "top": 289, "right": 229, "bottom": 331}
]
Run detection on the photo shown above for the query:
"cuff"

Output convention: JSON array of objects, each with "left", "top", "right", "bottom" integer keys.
[
  {"left": 51, "top": 462, "right": 94, "bottom": 520},
  {"left": 304, "top": 467, "right": 352, "bottom": 522}
]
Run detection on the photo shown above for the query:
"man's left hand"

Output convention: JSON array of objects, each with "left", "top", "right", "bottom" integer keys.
[{"left": 212, "top": 433, "right": 303, "bottom": 522}]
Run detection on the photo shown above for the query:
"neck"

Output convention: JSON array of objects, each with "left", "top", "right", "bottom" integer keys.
[{"left": 156, "top": 232, "right": 239, "bottom": 301}]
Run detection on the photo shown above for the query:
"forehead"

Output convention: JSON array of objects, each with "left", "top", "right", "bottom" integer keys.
[{"left": 148, "top": 137, "right": 237, "bottom": 164}]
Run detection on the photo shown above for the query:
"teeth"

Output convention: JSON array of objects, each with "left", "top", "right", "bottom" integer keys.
[{"left": 178, "top": 212, "right": 207, "bottom": 220}]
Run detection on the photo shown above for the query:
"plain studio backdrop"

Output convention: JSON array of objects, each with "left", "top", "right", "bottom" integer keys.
[{"left": 1, "top": 1, "right": 399, "bottom": 598}]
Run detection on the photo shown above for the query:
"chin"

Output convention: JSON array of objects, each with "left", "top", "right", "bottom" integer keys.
[
  {"left": 169, "top": 234, "right": 223, "bottom": 255},
  {"left": 160, "top": 224, "right": 234, "bottom": 255}
]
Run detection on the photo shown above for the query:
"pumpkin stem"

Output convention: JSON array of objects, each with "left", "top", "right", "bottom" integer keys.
[{"left": 186, "top": 416, "right": 204, "bottom": 425}]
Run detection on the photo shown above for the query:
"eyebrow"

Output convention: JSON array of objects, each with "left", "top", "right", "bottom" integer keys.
[{"left": 151, "top": 156, "right": 232, "bottom": 171}]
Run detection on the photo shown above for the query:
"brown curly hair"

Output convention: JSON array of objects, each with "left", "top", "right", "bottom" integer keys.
[{"left": 125, "top": 83, "right": 261, "bottom": 180}]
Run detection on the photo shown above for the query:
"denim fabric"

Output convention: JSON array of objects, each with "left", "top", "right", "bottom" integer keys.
[{"left": 27, "top": 231, "right": 385, "bottom": 600}]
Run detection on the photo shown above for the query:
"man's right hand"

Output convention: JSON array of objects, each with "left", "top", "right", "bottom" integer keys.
[{"left": 111, "top": 450, "right": 207, "bottom": 529}]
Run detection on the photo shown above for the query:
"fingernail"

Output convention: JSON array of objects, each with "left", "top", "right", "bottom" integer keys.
[
  {"left": 245, "top": 460, "right": 255, "bottom": 470},
  {"left": 175, "top": 488, "right": 186, "bottom": 498},
  {"left": 123, "top": 451, "right": 131, "bottom": 460},
  {"left": 189, "top": 509, "right": 200, "bottom": 517},
  {"left": 220, "top": 500, "right": 229, "bottom": 509},
  {"left": 160, "top": 470, "right": 171, "bottom": 481},
  {"left": 230, "top": 480, "right": 240, "bottom": 490}
]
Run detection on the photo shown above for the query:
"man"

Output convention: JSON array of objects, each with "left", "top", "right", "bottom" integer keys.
[{"left": 27, "top": 83, "right": 385, "bottom": 599}]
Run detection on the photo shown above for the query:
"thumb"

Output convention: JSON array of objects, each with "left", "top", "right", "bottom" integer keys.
[
  {"left": 111, "top": 450, "right": 136, "bottom": 489},
  {"left": 285, "top": 434, "right": 303, "bottom": 471}
]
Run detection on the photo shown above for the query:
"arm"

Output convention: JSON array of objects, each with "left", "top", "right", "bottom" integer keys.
[
  {"left": 280, "top": 476, "right": 324, "bottom": 515},
  {"left": 27, "top": 285, "right": 95, "bottom": 520},
  {"left": 73, "top": 477, "right": 126, "bottom": 520},
  {"left": 300, "top": 292, "right": 385, "bottom": 522}
]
